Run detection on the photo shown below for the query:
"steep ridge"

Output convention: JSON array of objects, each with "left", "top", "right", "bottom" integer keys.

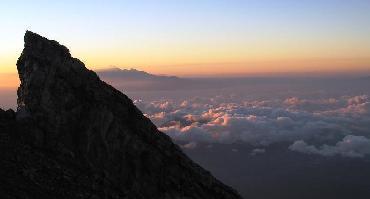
[{"left": 0, "top": 31, "right": 242, "bottom": 199}]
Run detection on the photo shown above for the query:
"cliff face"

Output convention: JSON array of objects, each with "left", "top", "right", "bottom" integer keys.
[{"left": 0, "top": 31, "right": 242, "bottom": 199}]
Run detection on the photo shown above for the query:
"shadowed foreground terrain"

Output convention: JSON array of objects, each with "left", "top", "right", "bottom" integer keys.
[{"left": 0, "top": 31, "right": 242, "bottom": 199}]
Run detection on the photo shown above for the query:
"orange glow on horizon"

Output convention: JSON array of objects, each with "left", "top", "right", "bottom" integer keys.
[
  {"left": 1, "top": 56, "right": 369, "bottom": 81},
  {"left": 0, "top": 74, "right": 19, "bottom": 89},
  {"left": 88, "top": 57, "right": 370, "bottom": 77}
]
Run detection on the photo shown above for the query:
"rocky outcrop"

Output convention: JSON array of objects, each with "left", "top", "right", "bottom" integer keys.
[{"left": 0, "top": 31, "right": 242, "bottom": 199}]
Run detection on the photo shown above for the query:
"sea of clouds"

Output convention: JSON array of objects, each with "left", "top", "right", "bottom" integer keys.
[
  {"left": 2, "top": 75, "right": 370, "bottom": 158},
  {"left": 134, "top": 93, "right": 370, "bottom": 158}
]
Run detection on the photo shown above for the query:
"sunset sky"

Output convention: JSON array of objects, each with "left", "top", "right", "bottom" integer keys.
[{"left": 0, "top": 0, "right": 370, "bottom": 77}]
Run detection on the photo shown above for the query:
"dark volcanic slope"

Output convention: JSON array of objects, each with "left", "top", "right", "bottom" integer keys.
[{"left": 0, "top": 31, "right": 242, "bottom": 199}]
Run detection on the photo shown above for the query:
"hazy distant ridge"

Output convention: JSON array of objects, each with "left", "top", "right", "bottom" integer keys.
[{"left": 97, "top": 67, "right": 179, "bottom": 80}]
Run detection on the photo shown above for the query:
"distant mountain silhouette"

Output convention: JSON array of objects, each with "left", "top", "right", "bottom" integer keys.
[
  {"left": 97, "top": 67, "right": 192, "bottom": 91},
  {"left": 0, "top": 31, "right": 242, "bottom": 199},
  {"left": 97, "top": 68, "right": 179, "bottom": 81}
]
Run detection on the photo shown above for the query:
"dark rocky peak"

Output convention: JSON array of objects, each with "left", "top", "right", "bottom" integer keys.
[
  {"left": 7, "top": 31, "right": 243, "bottom": 198},
  {"left": 23, "top": 31, "right": 71, "bottom": 58}
]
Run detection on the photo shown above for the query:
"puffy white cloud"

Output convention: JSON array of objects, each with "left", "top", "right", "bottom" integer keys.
[
  {"left": 250, "top": 148, "right": 266, "bottom": 156},
  {"left": 348, "top": 95, "right": 368, "bottom": 105},
  {"left": 181, "top": 141, "right": 198, "bottom": 149},
  {"left": 289, "top": 135, "right": 370, "bottom": 158},
  {"left": 284, "top": 97, "right": 302, "bottom": 106},
  {"left": 159, "top": 125, "right": 215, "bottom": 143},
  {"left": 289, "top": 140, "right": 322, "bottom": 154},
  {"left": 342, "top": 102, "right": 370, "bottom": 115}
]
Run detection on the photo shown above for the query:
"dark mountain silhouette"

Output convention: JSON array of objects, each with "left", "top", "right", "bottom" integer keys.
[{"left": 0, "top": 31, "right": 242, "bottom": 199}]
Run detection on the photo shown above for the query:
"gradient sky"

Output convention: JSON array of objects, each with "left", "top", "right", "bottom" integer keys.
[{"left": 0, "top": 0, "right": 370, "bottom": 77}]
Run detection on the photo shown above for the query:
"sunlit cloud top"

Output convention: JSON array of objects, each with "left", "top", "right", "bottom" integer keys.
[{"left": 0, "top": 0, "right": 370, "bottom": 76}]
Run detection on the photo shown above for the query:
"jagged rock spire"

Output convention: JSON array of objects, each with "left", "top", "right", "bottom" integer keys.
[{"left": 11, "top": 31, "right": 243, "bottom": 199}]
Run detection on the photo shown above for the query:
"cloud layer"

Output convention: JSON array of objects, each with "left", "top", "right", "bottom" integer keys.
[
  {"left": 289, "top": 135, "right": 370, "bottom": 158},
  {"left": 134, "top": 93, "right": 370, "bottom": 158}
]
